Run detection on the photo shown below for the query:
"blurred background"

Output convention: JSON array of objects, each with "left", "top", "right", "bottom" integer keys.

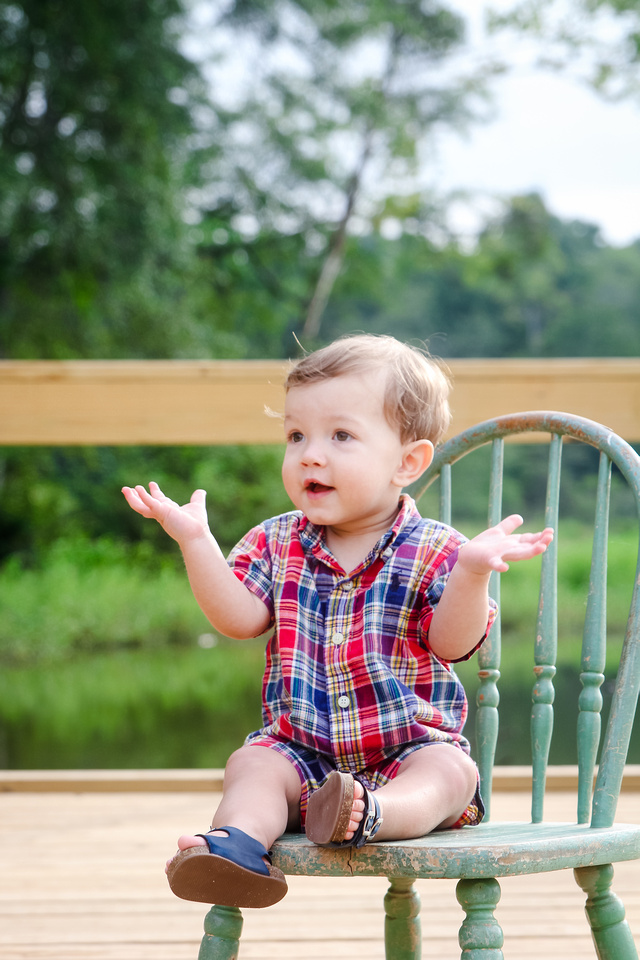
[{"left": 1, "top": 0, "right": 639, "bottom": 770}]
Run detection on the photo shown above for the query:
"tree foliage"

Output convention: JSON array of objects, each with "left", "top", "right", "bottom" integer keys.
[
  {"left": 319, "top": 193, "right": 640, "bottom": 358},
  {"left": 182, "top": 0, "right": 499, "bottom": 344},
  {"left": 2, "top": 0, "right": 640, "bottom": 568},
  {"left": 1, "top": 0, "right": 500, "bottom": 355},
  {"left": 0, "top": 0, "right": 223, "bottom": 358},
  {"left": 489, "top": 0, "right": 640, "bottom": 101}
]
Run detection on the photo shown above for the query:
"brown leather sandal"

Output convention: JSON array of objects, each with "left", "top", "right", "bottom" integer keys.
[{"left": 305, "top": 770, "right": 383, "bottom": 848}]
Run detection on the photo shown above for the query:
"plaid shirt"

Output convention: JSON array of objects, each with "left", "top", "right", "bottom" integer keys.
[{"left": 228, "top": 494, "right": 496, "bottom": 770}]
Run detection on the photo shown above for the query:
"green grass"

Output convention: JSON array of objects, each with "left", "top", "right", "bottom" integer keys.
[{"left": 0, "top": 536, "right": 212, "bottom": 665}]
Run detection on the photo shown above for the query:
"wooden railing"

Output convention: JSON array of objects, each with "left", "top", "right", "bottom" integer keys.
[{"left": 3, "top": 358, "right": 640, "bottom": 445}]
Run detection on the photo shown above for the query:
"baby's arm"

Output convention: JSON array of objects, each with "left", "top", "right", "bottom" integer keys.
[
  {"left": 428, "top": 514, "right": 554, "bottom": 662},
  {"left": 122, "top": 482, "right": 271, "bottom": 639}
]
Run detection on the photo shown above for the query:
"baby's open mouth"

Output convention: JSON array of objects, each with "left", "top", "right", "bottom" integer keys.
[{"left": 305, "top": 481, "right": 333, "bottom": 494}]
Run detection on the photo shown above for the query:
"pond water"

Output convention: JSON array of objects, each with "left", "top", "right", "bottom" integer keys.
[{"left": 2, "top": 650, "right": 638, "bottom": 770}]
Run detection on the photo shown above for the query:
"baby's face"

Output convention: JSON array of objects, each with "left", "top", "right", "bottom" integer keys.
[{"left": 281, "top": 373, "right": 409, "bottom": 534}]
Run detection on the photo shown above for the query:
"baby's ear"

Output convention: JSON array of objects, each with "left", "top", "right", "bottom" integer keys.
[{"left": 394, "top": 439, "right": 434, "bottom": 486}]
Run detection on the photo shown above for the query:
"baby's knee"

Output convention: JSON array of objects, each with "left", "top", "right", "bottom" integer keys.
[
  {"left": 223, "top": 744, "right": 268, "bottom": 781},
  {"left": 423, "top": 743, "right": 478, "bottom": 804},
  {"left": 224, "top": 745, "right": 250, "bottom": 774},
  {"left": 223, "top": 743, "right": 301, "bottom": 790},
  {"left": 457, "top": 751, "right": 480, "bottom": 803}
]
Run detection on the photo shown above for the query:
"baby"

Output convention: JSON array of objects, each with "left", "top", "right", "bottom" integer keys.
[{"left": 123, "top": 334, "right": 553, "bottom": 909}]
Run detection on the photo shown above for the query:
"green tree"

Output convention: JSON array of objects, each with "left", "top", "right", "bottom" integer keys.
[
  {"left": 187, "top": 0, "right": 498, "bottom": 346},
  {"left": 456, "top": 194, "right": 570, "bottom": 354},
  {"left": 319, "top": 193, "right": 640, "bottom": 358},
  {"left": 1, "top": 0, "right": 503, "bottom": 359},
  {"left": 0, "top": 0, "right": 223, "bottom": 359},
  {"left": 490, "top": 0, "right": 640, "bottom": 101}
]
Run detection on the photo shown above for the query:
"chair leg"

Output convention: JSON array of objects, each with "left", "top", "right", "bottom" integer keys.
[
  {"left": 456, "top": 877, "right": 504, "bottom": 959},
  {"left": 198, "top": 904, "right": 243, "bottom": 960},
  {"left": 574, "top": 864, "right": 639, "bottom": 960},
  {"left": 384, "top": 877, "right": 422, "bottom": 960}
]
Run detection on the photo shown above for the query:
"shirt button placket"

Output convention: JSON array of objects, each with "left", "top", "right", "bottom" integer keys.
[{"left": 326, "top": 581, "right": 358, "bottom": 764}]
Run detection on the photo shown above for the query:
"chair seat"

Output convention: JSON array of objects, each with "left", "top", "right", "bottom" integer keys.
[{"left": 271, "top": 821, "right": 640, "bottom": 880}]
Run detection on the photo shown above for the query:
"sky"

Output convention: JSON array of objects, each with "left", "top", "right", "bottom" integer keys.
[{"left": 432, "top": 2, "right": 640, "bottom": 247}]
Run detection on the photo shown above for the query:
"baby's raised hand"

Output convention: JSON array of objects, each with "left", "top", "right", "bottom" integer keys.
[
  {"left": 122, "top": 481, "right": 209, "bottom": 545},
  {"left": 458, "top": 514, "right": 554, "bottom": 575}
]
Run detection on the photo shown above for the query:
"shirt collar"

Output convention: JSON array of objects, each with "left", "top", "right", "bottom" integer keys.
[{"left": 298, "top": 493, "right": 420, "bottom": 569}]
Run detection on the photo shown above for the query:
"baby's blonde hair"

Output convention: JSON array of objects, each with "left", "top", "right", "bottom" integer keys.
[{"left": 285, "top": 334, "right": 451, "bottom": 444}]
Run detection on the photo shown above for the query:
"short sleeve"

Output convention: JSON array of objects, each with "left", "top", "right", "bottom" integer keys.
[
  {"left": 421, "top": 546, "right": 499, "bottom": 663},
  {"left": 451, "top": 595, "right": 498, "bottom": 663},
  {"left": 227, "top": 524, "right": 276, "bottom": 624}
]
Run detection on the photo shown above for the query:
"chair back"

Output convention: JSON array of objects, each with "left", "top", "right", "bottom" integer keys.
[{"left": 415, "top": 411, "right": 640, "bottom": 828}]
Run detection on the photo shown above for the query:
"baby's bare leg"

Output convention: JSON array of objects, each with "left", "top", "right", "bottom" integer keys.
[
  {"left": 169, "top": 744, "right": 302, "bottom": 868},
  {"left": 214, "top": 744, "right": 303, "bottom": 845},
  {"left": 373, "top": 743, "right": 478, "bottom": 841}
]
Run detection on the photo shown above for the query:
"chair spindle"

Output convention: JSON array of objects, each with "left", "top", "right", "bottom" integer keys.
[
  {"left": 440, "top": 462, "right": 452, "bottom": 527},
  {"left": 475, "top": 438, "right": 504, "bottom": 819},
  {"left": 577, "top": 452, "right": 611, "bottom": 823},
  {"left": 531, "top": 433, "right": 561, "bottom": 822}
]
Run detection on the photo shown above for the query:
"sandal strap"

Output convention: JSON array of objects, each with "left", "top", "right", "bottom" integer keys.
[
  {"left": 350, "top": 778, "right": 383, "bottom": 848},
  {"left": 195, "top": 826, "right": 272, "bottom": 876}
]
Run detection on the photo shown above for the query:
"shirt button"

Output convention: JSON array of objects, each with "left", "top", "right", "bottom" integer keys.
[
  {"left": 337, "top": 695, "right": 350, "bottom": 708},
  {"left": 331, "top": 631, "right": 345, "bottom": 645},
  {"left": 342, "top": 581, "right": 353, "bottom": 591},
  {"left": 382, "top": 547, "right": 393, "bottom": 559}
]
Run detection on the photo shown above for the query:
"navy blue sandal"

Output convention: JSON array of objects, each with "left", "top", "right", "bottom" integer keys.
[
  {"left": 305, "top": 770, "right": 383, "bottom": 848},
  {"left": 166, "top": 825, "right": 287, "bottom": 907}
]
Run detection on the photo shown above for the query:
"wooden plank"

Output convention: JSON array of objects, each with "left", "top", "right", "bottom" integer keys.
[
  {"left": 0, "top": 768, "right": 226, "bottom": 793},
  {"left": 0, "top": 360, "right": 288, "bottom": 445},
  {"left": 1, "top": 358, "right": 639, "bottom": 445},
  {"left": 2, "top": 764, "right": 640, "bottom": 793},
  {"left": 447, "top": 358, "right": 640, "bottom": 442}
]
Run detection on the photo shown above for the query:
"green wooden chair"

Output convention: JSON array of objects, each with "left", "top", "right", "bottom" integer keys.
[{"left": 197, "top": 411, "right": 640, "bottom": 960}]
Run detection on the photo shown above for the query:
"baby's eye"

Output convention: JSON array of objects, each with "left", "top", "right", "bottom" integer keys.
[
  {"left": 334, "top": 430, "right": 352, "bottom": 442},
  {"left": 287, "top": 430, "right": 304, "bottom": 444}
]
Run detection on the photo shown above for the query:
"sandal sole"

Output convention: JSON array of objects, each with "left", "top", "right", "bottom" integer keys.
[
  {"left": 167, "top": 845, "right": 287, "bottom": 907},
  {"left": 305, "top": 770, "right": 355, "bottom": 845}
]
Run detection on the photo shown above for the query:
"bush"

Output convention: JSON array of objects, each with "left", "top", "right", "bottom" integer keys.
[{"left": 0, "top": 536, "right": 211, "bottom": 665}]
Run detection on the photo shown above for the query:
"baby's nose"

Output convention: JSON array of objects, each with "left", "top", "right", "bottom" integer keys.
[{"left": 301, "top": 441, "right": 326, "bottom": 466}]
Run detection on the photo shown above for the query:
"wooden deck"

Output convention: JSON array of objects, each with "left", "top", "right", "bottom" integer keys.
[{"left": 1, "top": 772, "right": 640, "bottom": 959}]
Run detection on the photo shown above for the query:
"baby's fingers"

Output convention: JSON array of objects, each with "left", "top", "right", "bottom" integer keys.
[
  {"left": 505, "top": 528, "right": 554, "bottom": 561},
  {"left": 122, "top": 483, "right": 168, "bottom": 519},
  {"left": 496, "top": 514, "right": 524, "bottom": 535},
  {"left": 516, "top": 527, "right": 555, "bottom": 551},
  {"left": 148, "top": 480, "right": 169, "bottom": 500},
  {"left": 189, "top": 488, "right": 207, "bottom": 508},
  {"left": 121, "top": 485, "right": 151, "bottom": 515}
]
